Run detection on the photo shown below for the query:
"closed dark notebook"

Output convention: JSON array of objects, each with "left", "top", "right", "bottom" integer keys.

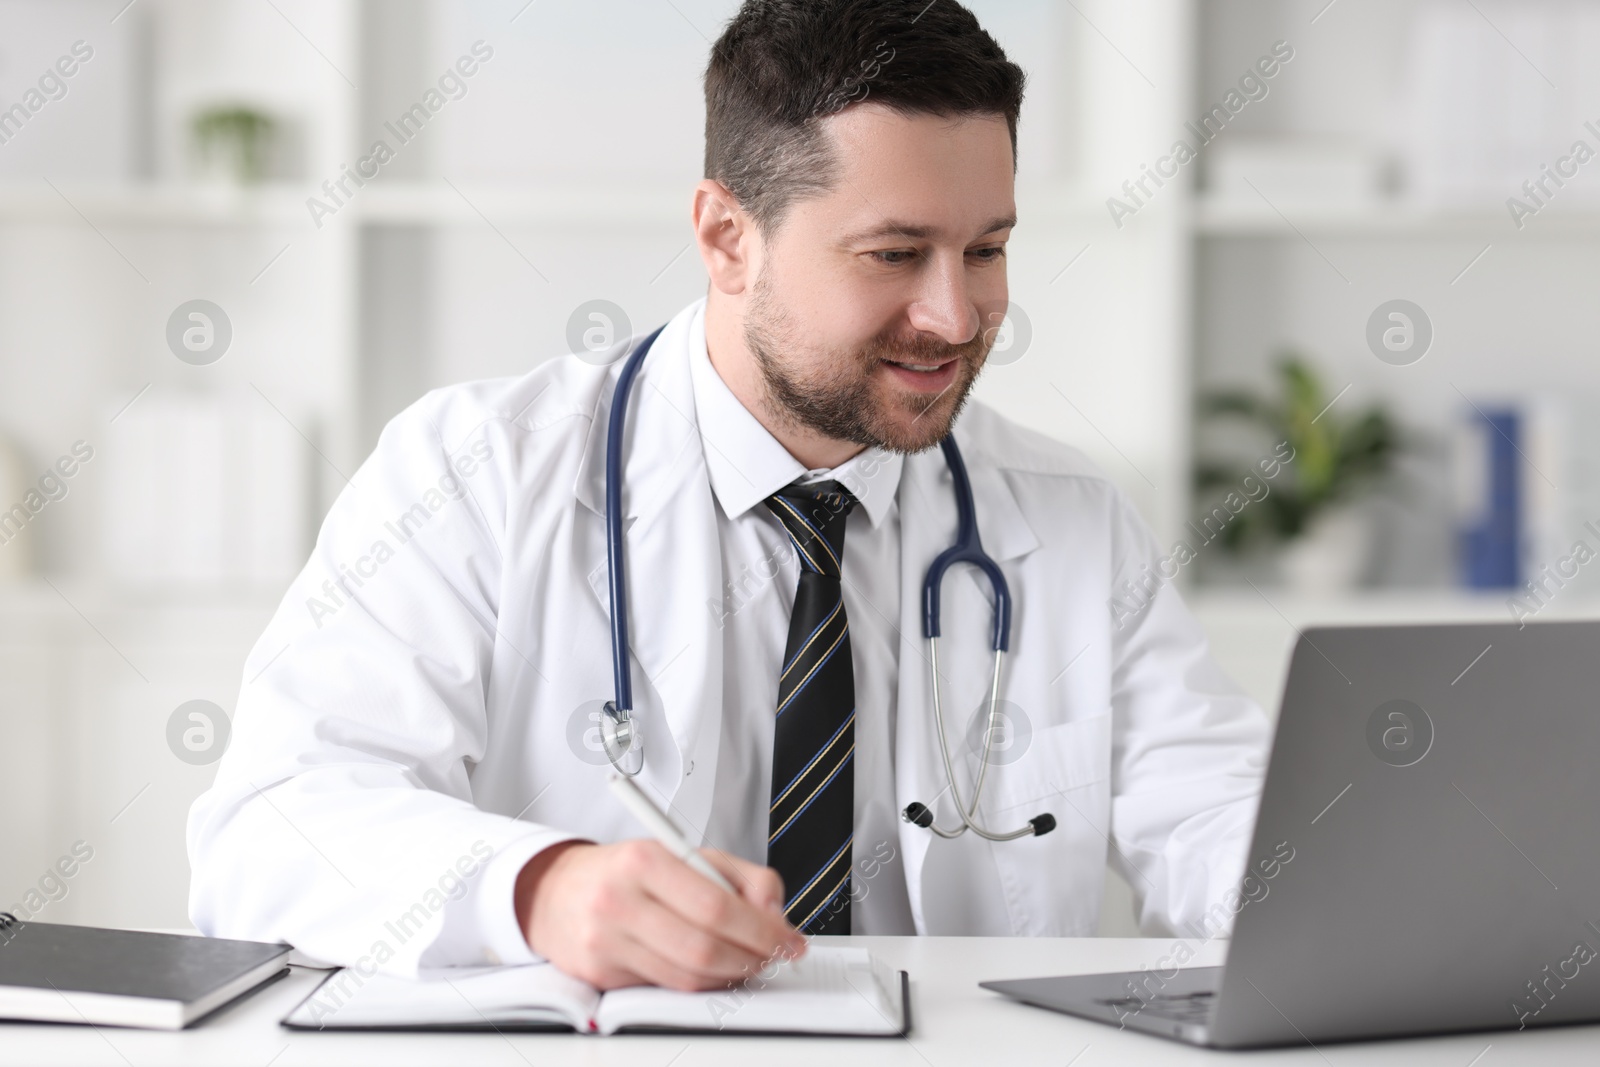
[{"left": 0, "top": 915, "right": 290, "bottom": 1030}]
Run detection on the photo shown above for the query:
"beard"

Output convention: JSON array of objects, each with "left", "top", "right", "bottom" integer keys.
[{"left": 742, "top": 270, "right": 993, "bottom": 455}]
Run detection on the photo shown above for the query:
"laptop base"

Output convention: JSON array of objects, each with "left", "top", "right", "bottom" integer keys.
[{"left": 980, "top": 966, "right": 1222, "bottom": 1046}]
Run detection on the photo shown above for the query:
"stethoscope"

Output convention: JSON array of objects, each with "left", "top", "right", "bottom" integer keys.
[{"left": 598, "top": 325, "right": 1055, "bottom": 842}]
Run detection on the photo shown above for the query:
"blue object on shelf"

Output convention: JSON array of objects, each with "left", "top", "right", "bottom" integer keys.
[{"left": 1456, "top": 407, "right": 1521, "bottom": 589}]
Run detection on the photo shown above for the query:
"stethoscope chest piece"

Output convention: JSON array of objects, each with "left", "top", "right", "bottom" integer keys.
[{"left": 600, "top": 701, "right": 643, "bottom": 777}]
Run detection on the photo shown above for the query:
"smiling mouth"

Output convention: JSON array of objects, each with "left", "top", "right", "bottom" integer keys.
[{"left": 883, "top": 358, "right": 955, "bottom": 373}]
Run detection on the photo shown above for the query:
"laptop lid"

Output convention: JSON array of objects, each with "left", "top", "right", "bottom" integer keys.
[{"left": 1209, "top": 619, "right": 1600, "bottom": 1048}]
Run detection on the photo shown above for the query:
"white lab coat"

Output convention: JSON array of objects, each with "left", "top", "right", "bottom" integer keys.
[{"left": 187, "top": 296, "right": 1270, "bottom": 974}]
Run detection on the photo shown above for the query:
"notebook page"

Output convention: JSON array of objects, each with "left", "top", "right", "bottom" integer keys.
[
  {"left": 283, "top": 962, "right": 600, "bottom": 1030},
  {"left": 593, "top": 946, "right": 901, "bottom": 1035}
]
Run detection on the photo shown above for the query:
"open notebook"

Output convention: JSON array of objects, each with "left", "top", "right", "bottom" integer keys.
[{"left": 282, "top": 946, "right": 908, "bottom": 1036}]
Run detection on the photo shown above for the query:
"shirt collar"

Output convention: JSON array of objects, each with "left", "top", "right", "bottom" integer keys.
[{"left": 687, "top": 299, "right": 902, "bottom": 529}]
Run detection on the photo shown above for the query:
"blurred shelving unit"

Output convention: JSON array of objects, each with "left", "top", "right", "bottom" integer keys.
[
  {"left": 1189, "top": 587, "right": 1600, "bottom": 719},
  {"left": 1087, "top": 0, "right": 1600, "bottom": 932},
  {"left": 0, "top": 582, "right": 280, "bottom": 926},
  {"left": 0, "top": 183, "right": 316, "bottom": 225},
  {"left": 0, "top": 180, "right": 1112, "bottom": 228},
  {"left": 1187, "top": 0, "right": 1600, "bottom": 598},
  {"left": 0, "top": 0, "right": 362, "bottom": 929},
  {"left": 1194, "top": 197, "right": 1600, "bottom": 237}
]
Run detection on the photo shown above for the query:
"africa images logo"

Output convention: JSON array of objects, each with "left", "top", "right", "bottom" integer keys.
[{"left": 1366, "top": 699, "right": 1433, "bottom": 768}]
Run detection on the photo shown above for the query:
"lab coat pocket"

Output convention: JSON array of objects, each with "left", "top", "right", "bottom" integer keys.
[
  {"left": 983, "top": 713, "right": 1113, "bottom": 936},
  {"left": 979, "top": 712, "right": 1111, "bottom": 823}
]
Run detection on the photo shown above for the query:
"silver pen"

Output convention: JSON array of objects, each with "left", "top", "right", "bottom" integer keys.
[{"left": 606, "top": 771, "right": 738, "bottom": 893}]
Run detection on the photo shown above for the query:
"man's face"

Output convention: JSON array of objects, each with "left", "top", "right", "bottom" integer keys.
[{"left": 742, "top": 105, "right": 1016, "bottom": 455}]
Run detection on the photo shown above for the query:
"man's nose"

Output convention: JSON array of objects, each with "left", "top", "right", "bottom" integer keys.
[{"left": 905, "top": 255, "right": 979, "bottom": 345}]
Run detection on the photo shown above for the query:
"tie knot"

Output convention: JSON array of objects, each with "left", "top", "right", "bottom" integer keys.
[{"left": 764, "top": 480, "right": 858, "bottom": 577}]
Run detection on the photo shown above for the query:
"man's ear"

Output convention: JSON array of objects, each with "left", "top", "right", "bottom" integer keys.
[{"left": 693, "top": 178, "right": 755, "bottom": 296}]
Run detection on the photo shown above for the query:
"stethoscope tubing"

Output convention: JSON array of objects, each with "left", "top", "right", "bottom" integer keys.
[
  {"left": 603, "top": 324, "right": 669, "bottom": 720},
  {"left": 923, "top": 436, "right": 1012, "bottom": 652},
  {"left": 597, "top": 322, "right": 1051, "bottom": 840}
]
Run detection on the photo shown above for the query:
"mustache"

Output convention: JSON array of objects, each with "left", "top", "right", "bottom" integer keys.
[{"left": 865, "top": 328, "right": 992, "bottom": 366}]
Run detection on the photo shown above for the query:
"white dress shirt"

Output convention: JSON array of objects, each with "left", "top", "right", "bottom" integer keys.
[{"left": 687, "top": 313, "right": 916, "bottom": 934}]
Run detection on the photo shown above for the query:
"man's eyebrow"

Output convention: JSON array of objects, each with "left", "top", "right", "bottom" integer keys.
[{"left": 840, "top": 214, "right": 1017, "bottom": 245}]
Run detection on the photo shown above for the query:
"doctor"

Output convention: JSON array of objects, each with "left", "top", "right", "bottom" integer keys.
[{"left": 189, "top": 0, "right": 1269, "bottom": 994}]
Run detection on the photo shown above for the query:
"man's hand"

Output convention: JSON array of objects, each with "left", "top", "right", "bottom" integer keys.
[{"left": 515, "top": 839, "right": 808, "bottom": 991}]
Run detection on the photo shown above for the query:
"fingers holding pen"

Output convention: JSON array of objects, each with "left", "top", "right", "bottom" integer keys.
[
  {"left": 521, "top": 839, "right": 805, "bottom": 992},
  {"left": 626, "top": 841, "right": 806, "bottom": 963}
]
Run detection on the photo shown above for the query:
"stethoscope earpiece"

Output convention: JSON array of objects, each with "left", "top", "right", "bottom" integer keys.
[{"left": 902, "top": 798, "right": 1055, "bottom": 839}]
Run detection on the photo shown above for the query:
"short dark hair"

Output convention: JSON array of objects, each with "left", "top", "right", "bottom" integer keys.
[{"left": 704, "top": 0, "right": 1026, "bottom": 237}]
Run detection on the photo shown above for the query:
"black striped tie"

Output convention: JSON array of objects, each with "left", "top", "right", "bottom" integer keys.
[{"left": 764, "top": 481, "right": 857, "bottom": 936}]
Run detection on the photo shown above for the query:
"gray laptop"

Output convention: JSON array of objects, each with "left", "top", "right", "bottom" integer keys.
[{"left": 981, "top": 619, "right": 1600, "bottom": 1048}]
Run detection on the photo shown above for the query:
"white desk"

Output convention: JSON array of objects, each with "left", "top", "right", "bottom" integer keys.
[{"left": 4, "top": 936, "right": 1598, "bottom": 1065}]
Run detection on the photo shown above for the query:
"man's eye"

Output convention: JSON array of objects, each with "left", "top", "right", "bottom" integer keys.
[{"left": 869, "top": 247, "right": 1006, "bottom": 265}]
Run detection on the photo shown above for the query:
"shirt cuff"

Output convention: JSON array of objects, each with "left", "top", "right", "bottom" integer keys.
[{"left": 423, "top": 828, "right": 584, "bottom": 968}]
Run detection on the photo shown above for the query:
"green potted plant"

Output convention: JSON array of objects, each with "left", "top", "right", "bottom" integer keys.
[
  {"left": 1195, "top": 355, "right": 1399, "bottom": 590},
  {"left": 191, "top": 104, "right": 277, "bottom": 185}
]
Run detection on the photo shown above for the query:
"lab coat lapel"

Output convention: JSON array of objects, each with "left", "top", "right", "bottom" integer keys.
[
  {"left": 572, "top": 310, "right": 723, "bottom": 840},
  {"left": 895, "top": 417, "right": 1039, "bottom": 933}
]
